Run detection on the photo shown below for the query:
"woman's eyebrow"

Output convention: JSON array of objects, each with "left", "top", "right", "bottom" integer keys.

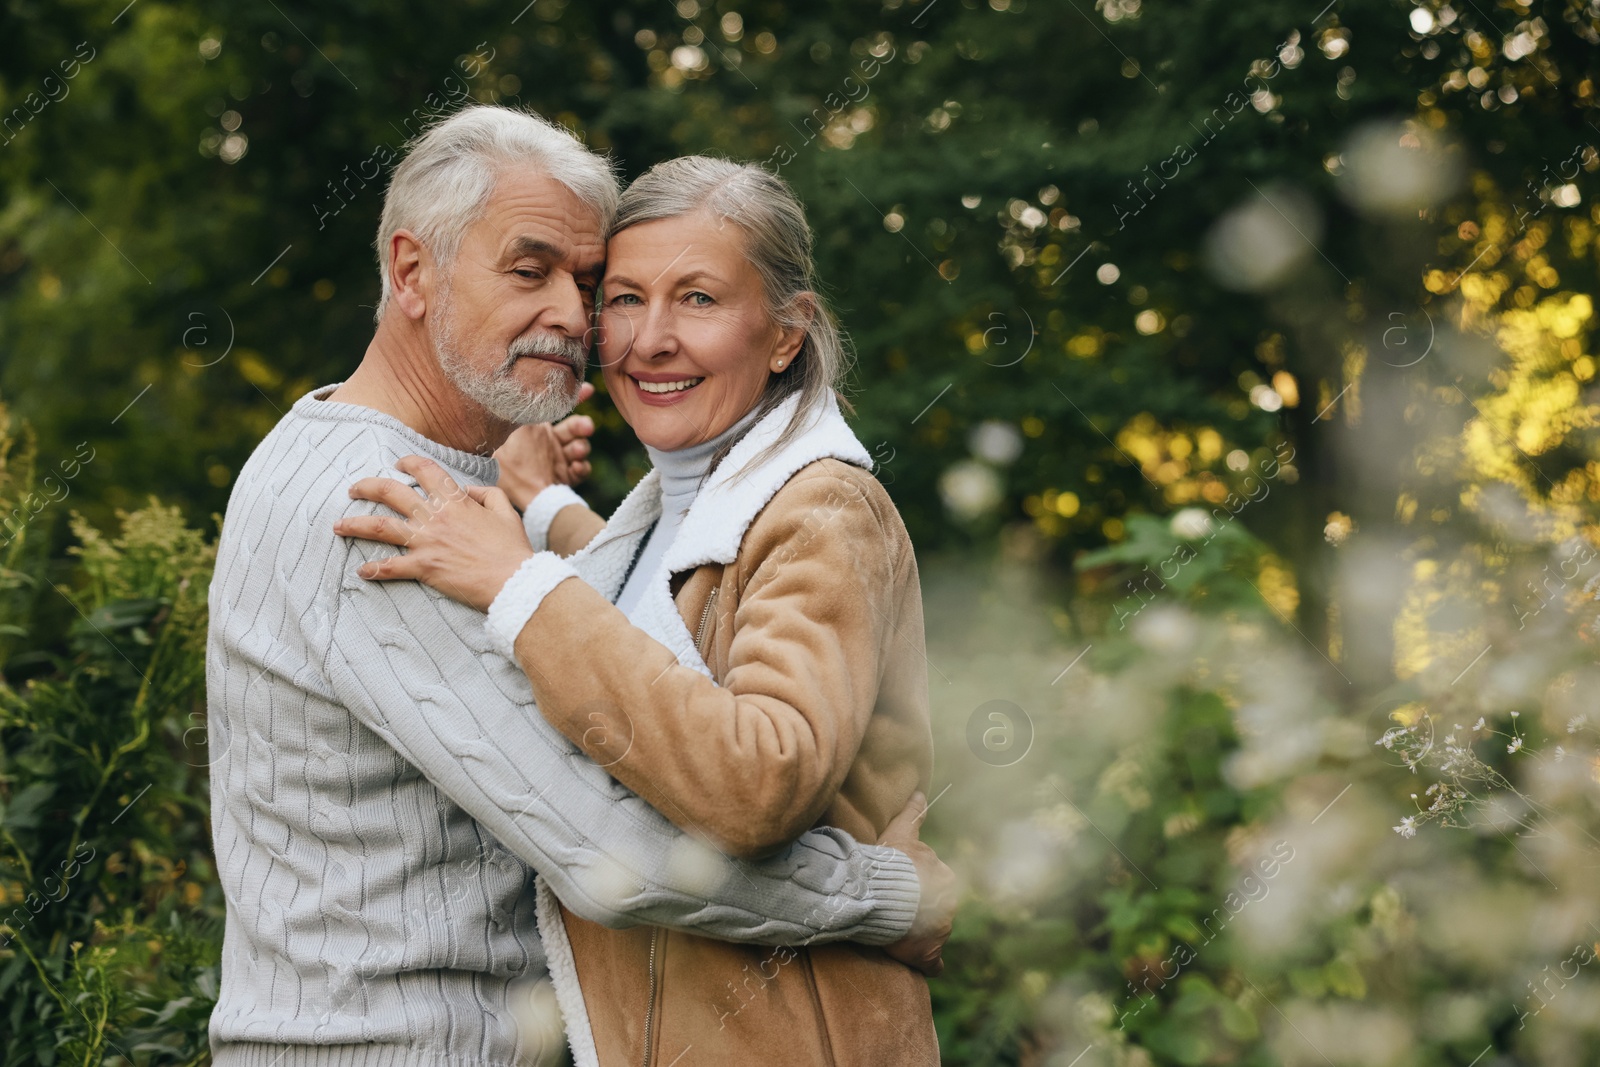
[{"left": 603, "top": 269, "right": 726, "bottom": 291}]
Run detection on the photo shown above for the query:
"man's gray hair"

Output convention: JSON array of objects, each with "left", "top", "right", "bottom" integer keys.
[
  {"left": 374, "top": 105, "right": 618, "bottom": 321},
  {"left": 612, "top": 156, "right": 853, "bottom": 471}
]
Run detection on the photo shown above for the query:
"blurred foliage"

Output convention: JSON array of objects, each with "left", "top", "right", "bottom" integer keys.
[
  {"left": 4, "top": 0, "right": 1600, "bottom": 1062},
  {"left": 0, "top": 401, "right": 220, "bottom": 1065}
]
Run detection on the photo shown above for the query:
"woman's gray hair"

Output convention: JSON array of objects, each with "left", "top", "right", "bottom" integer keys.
[
  {"left": 611, "top": 156, "right": 853, "bottom": 471},
  {"left": 374, "top": 105, "right": 618, "bottom": 321}
]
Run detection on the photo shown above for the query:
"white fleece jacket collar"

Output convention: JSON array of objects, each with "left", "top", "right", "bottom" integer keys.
[
  {"left": 662, "top": 391, "right": 871, "bottom": 574},
  {"left": 567, "top": 392, "right": 871, "bottom": 603}
]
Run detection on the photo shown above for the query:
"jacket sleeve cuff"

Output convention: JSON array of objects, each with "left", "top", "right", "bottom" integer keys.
[
  {"left": 522, "top": 484, "right": 587, "bottom": 552},
  {"left": 485, "top": 552, "right": 578, "bottom": 659},
  {"left": 849, "top": 843, "right": 922, "bottom": 946}
]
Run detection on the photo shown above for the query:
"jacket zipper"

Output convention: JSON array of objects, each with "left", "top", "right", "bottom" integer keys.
[
  {"left": 692, "top": 588, "right": 719, "bottom": 657},
  {"left": 642, "top": 928, "right": 660, "bottom": 1067}
]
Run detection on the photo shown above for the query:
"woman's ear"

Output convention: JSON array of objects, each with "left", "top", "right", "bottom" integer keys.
[
  {"left": 770, "top": 293, "right": 816, "bottom": 373},
  {"left": 388, "top": 230, "right": 433, "bottom": 321}
]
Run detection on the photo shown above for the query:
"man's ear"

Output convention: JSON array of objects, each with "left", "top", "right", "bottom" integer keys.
[{"left": 388, "top": 230, "right": 433, "bottom": 320}]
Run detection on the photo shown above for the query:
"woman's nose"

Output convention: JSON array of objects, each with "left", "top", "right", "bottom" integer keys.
[{"left": 630, "top": 306, "right": 679, "bottom": 360}]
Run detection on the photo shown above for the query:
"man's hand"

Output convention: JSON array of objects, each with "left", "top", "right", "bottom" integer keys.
[
  {"left": 495, "top": 382, "right": 597, "bottom": 510},
  {"left": 878, "top": 792, "right": 957, "bottom": 978}
]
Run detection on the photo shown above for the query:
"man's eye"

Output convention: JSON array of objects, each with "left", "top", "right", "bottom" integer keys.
[{"left": 513, "top": 268, "right": 544, "bottom": 280}]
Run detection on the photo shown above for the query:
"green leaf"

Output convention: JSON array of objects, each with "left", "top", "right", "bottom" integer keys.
[
  {"left": 1219, "top": 998, "right": 1259, "bottom": 1041},
  {"left": 1, "top": 781, "right": 54, "bottom": 831},
  {"left": 1325, "top": 957, "right": 1368, "bottom": 999},
  {"left": 83, "top": 598, "right": 165, "bottom": 633}
]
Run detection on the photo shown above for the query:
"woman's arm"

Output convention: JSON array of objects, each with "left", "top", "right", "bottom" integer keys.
[
  {"left": 520, "top": 484, "right": 608, "bottom": 556},
  {"left": 489, "top": 395, "right": 608, "bottom": 556},
  {"left": 547, "top": 491, "right": 607, "bottom": 556},
  {"left": 493, "top": 397, "right": 606, "bottom": 555},
  {"left": 506, "top": 467, "right": 916, "bottom": 859}
]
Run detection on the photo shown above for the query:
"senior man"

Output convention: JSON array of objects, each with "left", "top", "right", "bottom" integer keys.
[{"left": 206, "top": 105, "right": 952, "bottom": 1067}]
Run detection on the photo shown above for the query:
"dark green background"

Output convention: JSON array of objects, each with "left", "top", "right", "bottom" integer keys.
[{"left": 3, "top": 0, "right": 1598, "bottom": 1063}]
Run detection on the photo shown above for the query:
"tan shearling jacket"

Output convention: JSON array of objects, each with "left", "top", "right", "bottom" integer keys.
[{"left": 510, "top": 395, "right": 939, "bottom": 1066}]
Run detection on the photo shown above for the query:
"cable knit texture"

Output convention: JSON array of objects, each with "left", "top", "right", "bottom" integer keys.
[{"left": 205, "top": 384, "right": 921, "bottom": 1067}]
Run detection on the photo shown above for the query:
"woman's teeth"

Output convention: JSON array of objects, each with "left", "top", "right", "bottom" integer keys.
[{"left": 636, "top": 377, "right": 704, "bottom": 394}]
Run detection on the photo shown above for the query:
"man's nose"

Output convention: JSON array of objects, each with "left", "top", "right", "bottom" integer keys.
[{"left": 547, "top": 272, "right": 590, "bottom": 339}]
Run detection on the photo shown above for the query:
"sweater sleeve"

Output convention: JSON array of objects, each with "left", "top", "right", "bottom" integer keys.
[
  {"left": 324, "top": 513, "right": 919, "bottom": 947},
  {"left": 505, "top": 470, "right": 914, "bottom": 860}
]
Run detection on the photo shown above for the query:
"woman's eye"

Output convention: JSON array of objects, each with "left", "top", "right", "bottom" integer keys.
[
  {"left": 610, "top": 293, "right": 642, "bottom": 306},
  {"left": 687, "top": 292, "right": 713, "bottom": 306}
]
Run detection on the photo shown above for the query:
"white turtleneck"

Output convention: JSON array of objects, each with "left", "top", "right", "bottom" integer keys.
[{"left": 614, "top": 405, "right": 763, "bottom": 618}]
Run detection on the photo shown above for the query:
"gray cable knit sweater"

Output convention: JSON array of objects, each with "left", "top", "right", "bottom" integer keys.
[{"left": 205, "top": 386, "right": 921, "bottom": 1067}]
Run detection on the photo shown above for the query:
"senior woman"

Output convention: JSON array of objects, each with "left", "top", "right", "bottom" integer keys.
[{"left": 336, "top": 157, "right": 943, "bottom": 1066}]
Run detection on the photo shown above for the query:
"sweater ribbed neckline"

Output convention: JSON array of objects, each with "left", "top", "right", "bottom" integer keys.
[
  {"left": 644, "top": 405, "right": 763, "bottom": 522},
  {"left": 295, "top": 382, "right": 501, "bottom": 483}
]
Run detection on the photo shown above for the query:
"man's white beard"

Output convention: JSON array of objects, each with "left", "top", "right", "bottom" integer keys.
[{"left": 432, "top": 285, "right": 585, "bottom": 426}]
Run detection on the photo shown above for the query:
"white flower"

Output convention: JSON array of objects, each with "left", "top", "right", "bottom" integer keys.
[
  {"left": 1170, "top": 508, "right": 1213, "bottom": 540},
  {"left": 967, "top": 421, "right": 1025, "bottom": 466},
  {"left": 938, "top": 461, "right": 1004, "bottom": 521},
  {"left": 1394, "top": 817, "right": 1417, "bottom": 838},
  {"left": 1507, "top": 737, "right": 1524, "bottom": 754},
  {"left": 1473, "top": 717, "right": 1486, "bottom": 731},
  {"left": 1555, "top": 745, "right": 1566, "bottom": 762},
  {"left": 1568, "top": 715, "right": 1587, "bottom": 734}
]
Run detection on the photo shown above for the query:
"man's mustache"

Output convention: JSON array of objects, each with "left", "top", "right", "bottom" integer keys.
[{"left": 502, "top": 332, "right": 588, "bottom": 379}]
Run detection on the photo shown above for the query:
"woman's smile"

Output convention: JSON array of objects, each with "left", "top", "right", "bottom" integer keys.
[{"left": 629, "top": 370, "right": 707, "bottom": 404}]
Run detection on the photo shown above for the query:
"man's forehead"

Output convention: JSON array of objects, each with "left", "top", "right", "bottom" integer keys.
[
  {"left": 496, "top": 228, "right": 604, "bottom": 265},
  {"left": 481, "top": 175, "right": 605, "bottom": 257}
]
